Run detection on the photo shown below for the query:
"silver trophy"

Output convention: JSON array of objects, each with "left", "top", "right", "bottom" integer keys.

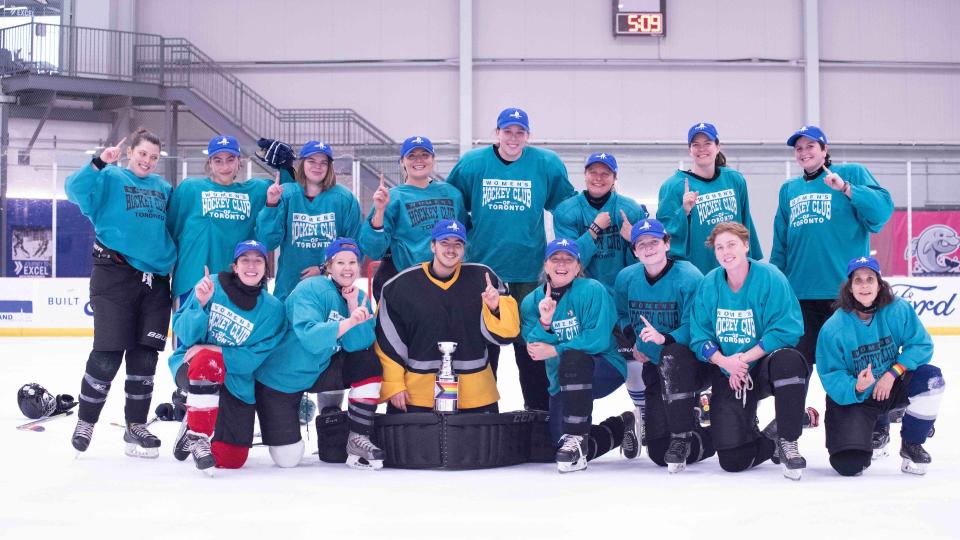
[{"left": 434, "top": 341, "right": 459, "bottom": 413}]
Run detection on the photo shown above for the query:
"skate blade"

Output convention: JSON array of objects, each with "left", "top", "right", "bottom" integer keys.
[
  {"left": 557, "top": 460, "right": 587, "bottom": 474},
  {"left": 124, "top": 444, "right": 160, "bottom": 459},
  {"left": 667, "top": 462, "right": 686, "bottom": 474},
  {"left": 346, "top": 455, "right": 383, "bottom": 471},
  {"left": 900, "top": 459, "right": 927, "bottom": 476},
  {"left": 782, "top": 465, "right": 803, "bottom": 481},
  {"left": 872, "top": 446, "right": 889, "bottom": 460}
]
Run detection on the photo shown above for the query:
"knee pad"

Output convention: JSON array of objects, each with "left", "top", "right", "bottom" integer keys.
[
  {"left": 830, "top": 450, "right": 871, "bottom": 477},
  {"left": 907, "top": 364, "right": 945, "bottom": 419},
  {"left": 717, "top": 443, "right": 756, "bottom": 472},
  {"left": 768, "top": 348, "right": 809, "bottom": 381},
  {"left": 188, "top": 350, "right": 225, "bottom": 382},
  {"left": 87, "top": 350, "right": 124, "bottom": 379},
  {"left": 269, "top": 440, "right": 305, "bottom": 468},
  {"left": 558, "top": 350, "right": 594, "bottom": 385},
  {"left": 125, "top": 346, "right": 159, "bottom": 373},
  {"left": 211, "top": 441, "right": 249, "bottom": 469}
]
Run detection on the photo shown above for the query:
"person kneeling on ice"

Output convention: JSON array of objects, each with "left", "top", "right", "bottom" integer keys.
[
  {"left": 168, "top": 240, "right": 286, "bottom": 472},
  {"left": 817, "top": 256, "right": 945, "bottom": 476},
  {"left": 254, "top": 238, "right": 385, "bottom": 470},
  {"left": 614, "top": 219, "right": 716, "bottom": 473},
  {"left": 689, "top": 222, "right": 811, "bottom": 480},
  {"left": 521, "top": 238, "right": 637, "bottom": 474},
  {"left": 376, "top": 219, "right": 519, "bottom": 415}
]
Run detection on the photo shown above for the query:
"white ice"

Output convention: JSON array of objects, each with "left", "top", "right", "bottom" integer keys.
[{"left": 1, "top": 336, "right": 958, "bottom": 539}]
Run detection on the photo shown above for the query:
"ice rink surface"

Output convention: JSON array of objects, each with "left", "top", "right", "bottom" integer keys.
[{"left": 1, "top": 336, "right": 957, "bottom": 539}]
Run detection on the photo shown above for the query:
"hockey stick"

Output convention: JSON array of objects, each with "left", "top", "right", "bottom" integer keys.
[
  {"left": 16, "top": 410, "right": 75, "bottom": 432},
  {"left": 109, "top": 416, "right": 160, "bottom": 430}
]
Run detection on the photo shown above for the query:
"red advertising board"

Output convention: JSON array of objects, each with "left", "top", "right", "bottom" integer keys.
[{"left": 873, "top": 210, "right": 960, "bottom": 276}]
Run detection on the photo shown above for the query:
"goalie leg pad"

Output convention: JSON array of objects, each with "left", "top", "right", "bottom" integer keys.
[{"left": 315, "top": 410, "right": 350, "bottom": 463}]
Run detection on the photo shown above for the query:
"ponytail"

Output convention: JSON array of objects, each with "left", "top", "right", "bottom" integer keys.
[
  {"left": 128, "top": 127, "right": 161, "bottom": 150},
  {"left": 715, "top": 151, "right": 727, "bottom": 168}
]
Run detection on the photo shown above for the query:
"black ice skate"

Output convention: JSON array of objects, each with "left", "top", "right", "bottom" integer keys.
[
  {"left": 556, "top": 434, "right": 587, "bottom": 473},
  {"left": 185, "top": 430, "right": 216, "bottom": 474},
  {"left": 173, "top": 418, "right": 190, "bottom": 461},
  {"left": 345, "top": 432, "right": 384, "bottom": 471},
  {"left": 900, "top": 441, "right": 931, "bottom": 476},
  {"left": 123, "top": 422, "right": 161, "bottom": 459},
  {"left": 774, "top": 438, "right": 806, "bottom": 481},
  {"left": 664, "top": 434, "right": 692, "bottom": 474},
  {"left": 871, "top": 424, "right": 890, "bottom": 460},
  {"left": 71, "top": 419, "right": 94, "bottom": 455},
  {"left": 620, "top": 411, "right": 640, "bottom": 460}
]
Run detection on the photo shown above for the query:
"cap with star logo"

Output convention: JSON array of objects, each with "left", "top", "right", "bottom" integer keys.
[
  {"left": 497, "top": 107, "right": 530, "bottom": 131},
  {"left": 630, "top": 218, "right": 667, "bottom": 245},
  {"left": 431, "top": 219, "right": 467, "bottom": 243},
  {"left": 545, "top": 237, "right": 580, "bottom": 261},
  {"left": 687, "top": 122, "right": 719, "bottom": 144},
  {"left": 400, "top": 135, "right": 435, "bottom": 159},
  {"left": 207, "top": 135, "right": 241, "bottom": 157},
  {"left": 299, "top": 140, "right": 334, "bottom": 160},
  {"left": 787, "top": 125, "right": 828, "bottom": 147},
  {"left": 585, "top": 152, "right": 618, "bottom": 174},
  {"left": 846, "top": 256, "right": 881, "bottom": 277}
]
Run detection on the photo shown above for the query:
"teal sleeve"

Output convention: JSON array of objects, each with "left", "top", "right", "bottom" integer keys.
[
  {"left": 669, "top": 276, "right": 699, "bottom": 346},
  {"left": 739, "top": 182, "right": 764, "bottom": 260},
  {"left": 221, "top": 313, "right": 286, "bottom": 376},
  {"left": 339, "top": 194, "right": 363, "bottom": 240},
  {"left": 544, "top": 161, "right": 575, "bottom": 212},
  {"left": 290, "top": 288, "right": 343, "bottom": 356},
  {"left": 688, "top": 279, "right": 716, "bottom": 362},
  {"left": 279, "top": 168, "right": 296, "bottom": 185},
  {"left": 255, "top": 197, "right": 287, "bottom": 250},
  {"left": 171, "top": 293, "right": 209, "bottom": 347},
  {"left": 815, "top": 322, "right": 868, "bottom": 405},
  {"left": 342, "top": 292, "right": 376, "bottom": 352},
  {"left": 166, "top": 183, "right": 188, "bottom": 241},
  {"left": 64, "top": 163, "right": 107, "bottom": 217},
  {"left": 769, "top": 186, "right": 789, "bottom": 271},
  {"left": 356, "top": 206, "right": 391, "bottom": 261},
  {"left": 446, "top": 161, "right": 472, "bottom": 212},
  {"left": 757, "top": 271, "right": 803, "bottom": 352},
  {"left": 613, "top": 269, "right": 632, "bottom": 332},
  {"left": 656, "top": 179, "right": 689, "bottom": 259},
  {"left": 455, "top": 194, "right": 470, "bottom": 231},
  {"left": 554, "top": 203, "right": 598, "bottom": 268},
  {"left": 521, "top": 292, "right": 558, "bottom": 345},
  {"left": 554, "top": 289, "right": 617, "bottom": 357},
  {"left": 893, "top": 302, "right": 934, "bottom": 371},
  {"left": 848, "top": 167, "right": 894, "bottom": 233}
]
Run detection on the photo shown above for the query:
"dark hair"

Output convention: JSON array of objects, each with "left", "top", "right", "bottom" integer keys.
[
  {"left": 295, "top": 154, "right": 336, "bottom": 192},
  {"left": 633, "top": 231, "right": 671, "bottom": 247},
  {"left": 128, "top": 127, "right": 161, "bottom": 150},
  {"left": 833, "top": 274, "right": 895, "bottom": 313},
  {"left": 705, "top": 221, "right": 749, "bottom": 247},
  {"left": 815, "top": 141, "right": 833, "bottom": 168},
  {"left": 715, "top": 151, "right": 727, "bottom": 168}
]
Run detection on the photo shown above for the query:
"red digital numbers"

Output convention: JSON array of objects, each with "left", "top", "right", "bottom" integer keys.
[{"left": 617, "top": 12, "right": 664, "bottom": 36}]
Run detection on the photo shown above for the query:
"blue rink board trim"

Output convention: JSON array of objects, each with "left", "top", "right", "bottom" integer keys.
[{"left": 0, "top": 300, "right": 33, "bottom": 313}]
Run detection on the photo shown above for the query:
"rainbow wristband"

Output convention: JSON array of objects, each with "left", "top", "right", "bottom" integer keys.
[{"left": 886, "top": 363, "right": 906, "bottom": 379}]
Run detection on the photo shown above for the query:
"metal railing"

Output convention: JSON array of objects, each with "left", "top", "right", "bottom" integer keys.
[{"left": 0, "top": 22, "right": 395, "bottom": 148}]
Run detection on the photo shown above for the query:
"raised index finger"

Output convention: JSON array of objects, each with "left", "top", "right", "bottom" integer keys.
[
  {"left": 544, "top": 282, "right": 552, "bottom": 297},
  {"left": 822, "top": 166, "right": 833, "bottom": 176},
  {"left": 115, "top": 136, "right": 127, "bottom": 149},
  {"left": 485, "top": 272, "right": 493, "bottom": 289},
  {"left": 274, "top": 171, "right": 281, "bottom": 185},
  {"left": 639, "top": 314, "right": 653, "bottom": 328},
  {"left": 684, "top": 178, "right": 689, "bottom": 193},
  {"left": 203, "top": 265, "right": 210, "bottom": 279},
  {"left": 379, "top": 174, "right": 385, "bottom": 189}
]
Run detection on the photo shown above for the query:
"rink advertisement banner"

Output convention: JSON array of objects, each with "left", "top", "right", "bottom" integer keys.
[
  {"left": 0, "top": 277, "right": 958, "bottom": 335},
  {"left": 873, "top": 210, "right": 960, "bottom": 276},
  {"left": 0, "top": 278, "right": 92, "bottom": 335}
]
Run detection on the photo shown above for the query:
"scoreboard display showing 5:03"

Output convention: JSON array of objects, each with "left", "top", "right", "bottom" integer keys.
[{"left": 614, "top": 0, "right": 666, "bottom": 37}]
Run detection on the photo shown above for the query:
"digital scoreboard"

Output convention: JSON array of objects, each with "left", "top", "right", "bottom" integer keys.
[{"left": 614, "top": 0, "right": 666, "bottom": 37}]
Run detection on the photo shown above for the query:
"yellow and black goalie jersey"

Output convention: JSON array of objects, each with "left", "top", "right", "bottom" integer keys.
[{"left": 375, "top": 262, "right": 520, "bottom": 409}]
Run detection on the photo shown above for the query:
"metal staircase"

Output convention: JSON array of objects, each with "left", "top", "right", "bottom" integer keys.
[{"left": 0, "top": 22, "right": 397, "bottom": 190}]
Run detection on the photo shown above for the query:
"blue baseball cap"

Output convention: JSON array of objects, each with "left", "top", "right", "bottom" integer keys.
[
  {"left": 497, "top": 108, "right": 529, "bottom": 131},
  {"left": 208, "top": 135, "right": 241, "bottom": 157},
  {"left": 233, "top": 239, "right": 267, "bottom": 261},
  {"left": 631, "top": 219, "right": 667, "bottom": 245},
  {"left": 325, "top": 237, "right": 362, "bottom": 261},
  {"left": 585, "top": 152, "right": 618, "bottom": 174},
  {"left": 400, "top": 135, "right": 434, "bottom": 159},
  {"left": 431, "top": 219, "right": 466, "bottom": 243},
  {"left": 545, "top": 238, "right": 580, "bottom": 261},
  {"left": 847, "top": 256, "right": 881, "bottom": 278},
  {"left": 788, "top": 125, "right": 828, "bottom": 147},
  {"left": 299, "top": 140, "right": 333, "bottom": 160},
  {"left": 687, "top": 122, "right": 719, "bottom": 144}
]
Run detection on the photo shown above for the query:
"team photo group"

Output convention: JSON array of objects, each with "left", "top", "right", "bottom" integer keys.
[{"left": 28, "top": 105, "right": 946, "bottom": 480}]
